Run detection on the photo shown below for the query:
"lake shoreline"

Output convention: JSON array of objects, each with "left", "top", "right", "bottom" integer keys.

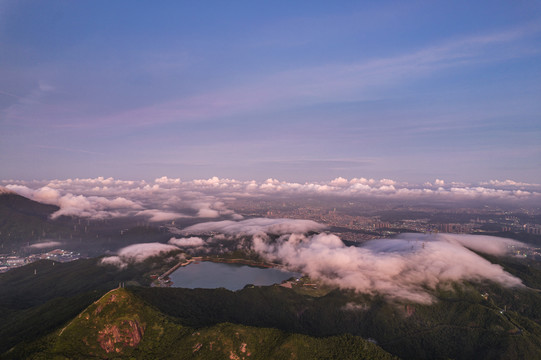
[{"left": 163, "top": 259, "right": 300, "bottom": 291}]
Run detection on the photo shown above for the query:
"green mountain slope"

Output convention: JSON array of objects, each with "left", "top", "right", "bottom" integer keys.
[{"left": 8, "top": 288, "right": 395, "bottom": 360}]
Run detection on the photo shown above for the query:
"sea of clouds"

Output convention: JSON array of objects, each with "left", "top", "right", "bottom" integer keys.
[{"left": 2, "top": 176, "right": 540, "bottom": 222}]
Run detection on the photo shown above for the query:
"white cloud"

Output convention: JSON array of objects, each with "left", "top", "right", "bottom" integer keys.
[
  {"left": 330, "top": 177, "right": 349, "bottom": 186},
  {"left": 136, "top": 209, "right": 187, "bottom": 222},
  {"left": 250, "top": 232, "right": 525, "bottom": 304},
  {"left": 6, "top": 185, "right": 60, "bottom": 204},
  {"left": 191, "top": 202, "right": 221, "bottom": 218},
  {"left": 480, "top": 179, "right": 541, "bottom": 190},
  {"left": 168, "top": 237, "right": 205, "bottom": 247},
  {"left": 435, "top": 233, "right": 524, "bottom": 256},
  {"left": 28, "top": 241, "right": 62, "bottom": 249},
  {"left": 100, "top": 256, "right": 127, "bottom": 270},
  {"left": 0, "top": 186, "right": 16, "bottom": 195},
  {"left": 182, "top": 218, "right": 327, "bottom": 236},
  {"left": 155, "top": 176, "right": 181, "bottom": 184},
  {"left": 379, "top": 178, "right": 396, "bottom": 186},
  {"left": 116, "top": 242, "right": 179, "bottom": 262},
  {"left": 100, "top": 242, "right": 181, "bottom": 268}
]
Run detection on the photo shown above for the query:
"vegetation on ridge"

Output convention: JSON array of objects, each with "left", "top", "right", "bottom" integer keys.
[{"left": 6, "top": 288, "right": 395, "bottom": 360}]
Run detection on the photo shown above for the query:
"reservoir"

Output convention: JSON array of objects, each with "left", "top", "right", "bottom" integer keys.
[{"left": 168, "top": 261, "right": 299, "bottom": 291}]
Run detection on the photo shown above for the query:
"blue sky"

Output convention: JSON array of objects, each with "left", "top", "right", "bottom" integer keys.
[{"left": 1, "top": 1, "right": 540, "bottom": 183}]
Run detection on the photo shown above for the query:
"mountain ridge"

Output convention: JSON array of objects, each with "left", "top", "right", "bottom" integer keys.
[
  {"left": 0, "top": 190, "right": 62, "bottom": 249},
  {"left": 9, "top": 287, "right": 396, "bottom": 359}
]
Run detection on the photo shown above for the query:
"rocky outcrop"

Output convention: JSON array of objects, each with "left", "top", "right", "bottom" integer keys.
[{"left": 97, "top": 319, "right": 145, "bottom": 353}]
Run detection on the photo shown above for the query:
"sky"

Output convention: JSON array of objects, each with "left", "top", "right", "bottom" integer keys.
[{"left": 1, "top": 1, "right": 540, "bottom": 183}]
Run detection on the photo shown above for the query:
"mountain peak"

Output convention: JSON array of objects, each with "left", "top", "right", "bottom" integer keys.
[{"left": 56, "top": 287, "right": 150, "bottom": 356}]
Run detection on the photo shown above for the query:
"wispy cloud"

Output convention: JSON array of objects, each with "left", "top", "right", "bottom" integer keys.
[
  {"left": 36, "top": 145, "right": 105, "bottom": 156},
  {"left": 89, "top": 24, "right": 538, "bottom": 129},
  {"left": 28, "top": 241, "right": 62, "bottom": 249},
  {"left": 5, "top": 24, "right": 538, "bottom": 131},
  {"left": 0, "top": 90, "right": 24, "bottom": 101}
]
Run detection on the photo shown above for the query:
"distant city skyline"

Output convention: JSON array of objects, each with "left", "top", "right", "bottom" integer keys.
[{"left": 1, "top": 1, "right": 540, "bottom": 182}]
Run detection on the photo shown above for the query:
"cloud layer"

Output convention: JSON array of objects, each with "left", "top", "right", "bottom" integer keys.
[
  {"left": 3, "top": 176, "right": 540, "bottom": 222},
  {"left": 250, "top": 232, "right": 524, "bottom": 303},
  {"left": 100, "top": 242, "right": 181, "bottom": 269},
  {"left": 168, "top": 237, "right": 206, "bottom": 247},
  {"left": 182, "top": 218, "right": 327, "bottom": 236}
]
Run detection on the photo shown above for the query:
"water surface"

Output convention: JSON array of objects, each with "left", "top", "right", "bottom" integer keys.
[{"left": 169, "top": 261, "right": 299, "bottom": 291}]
